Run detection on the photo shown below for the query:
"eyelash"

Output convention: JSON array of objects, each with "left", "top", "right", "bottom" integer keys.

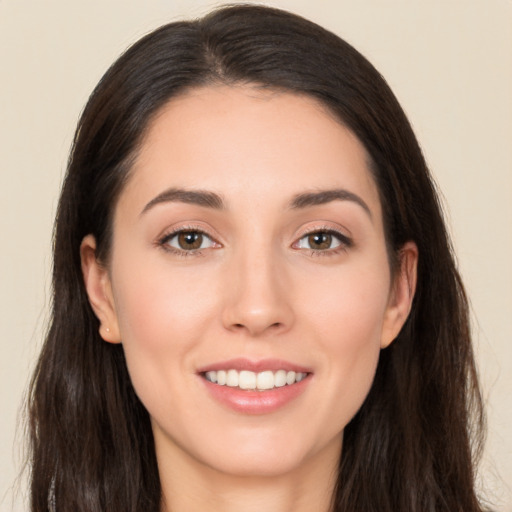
[
  {"left": 294, "top": 227, "right": 353, "bottom": 257},
  {"left": 157, "top": 225, "right": 217, "bottom": 257},
  {"left": 156, "top": 226, "right": 353, "bottom": 257}
]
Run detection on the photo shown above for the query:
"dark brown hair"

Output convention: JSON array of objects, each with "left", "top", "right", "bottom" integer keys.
[{"left": 28, "top": 5, "right": 486, "bottom": 511}]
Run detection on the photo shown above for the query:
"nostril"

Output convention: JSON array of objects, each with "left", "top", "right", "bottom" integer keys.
[
  {"left": 230, "top": 321, "right": 284, "bottom": 335},
  {"left": 222, "top": 293, "right": 295, "bottom": 336}
]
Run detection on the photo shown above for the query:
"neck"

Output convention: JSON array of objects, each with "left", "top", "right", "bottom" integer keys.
[{"left": 157, "top": 438, "right": 340, "bottom": 512}]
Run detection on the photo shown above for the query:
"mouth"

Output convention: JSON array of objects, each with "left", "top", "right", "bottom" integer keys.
[
  {"left": 202, "top": 369, "right": 309, "bottom": 391},
  {"left": 198, "top": 359, "right": 312, "bottom": 414}
]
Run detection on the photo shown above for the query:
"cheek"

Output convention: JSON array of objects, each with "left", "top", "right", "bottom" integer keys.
[
  {"left": 297, "top": 264, "right": 390, "bottom": 424},
  {"left": 110, "top": 261, "right": 218, "bottom": 401},
  {"left": 113, "top": 255, "right": 217, "bottom": 340},
  {"left": 301, "top": 262, "right": 390, "bottom": 346}
]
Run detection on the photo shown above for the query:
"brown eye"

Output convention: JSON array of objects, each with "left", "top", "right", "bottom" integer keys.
[
  {"left": 164, "top": 230, "right": 215, "bottom": 252},
  {"left": 295, "top": 230, "right": 348, "bottom": 252},
  {"left": 177, "top": 232, "right": 203, "bottom": 250},
  {"left": 307, "top": 232, "right": 332, "bottom": 250}
]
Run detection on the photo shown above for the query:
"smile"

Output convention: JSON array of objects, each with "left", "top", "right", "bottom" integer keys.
[{"left": 204, "top": 369, "right": 308, "bottom": 391}]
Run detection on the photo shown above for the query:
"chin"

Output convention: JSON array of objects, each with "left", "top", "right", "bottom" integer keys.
[
  {"left": 191, "top": 425, "right": 343, "bottom": 480},
  {"left": 208, "top": 450, "right": 307, "bottom": 478}
]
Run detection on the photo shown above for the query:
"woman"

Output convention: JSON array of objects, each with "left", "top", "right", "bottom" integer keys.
[{"left": 28, "top": 5, "right": 487, "bottom": 511}]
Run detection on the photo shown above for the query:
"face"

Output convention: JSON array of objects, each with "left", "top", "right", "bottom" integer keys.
[{"left": 82, "top": 85, "right": 416, "bottom": 481}]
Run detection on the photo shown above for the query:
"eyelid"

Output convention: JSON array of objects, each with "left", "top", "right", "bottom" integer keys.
[
  {"left": 292, "top": 224, "right": 353, "bottom": 252},
  {"left": 295, "top": 223, "right": 352, "bottom": 241},
  {"left": 156, "top": 223, "right": 222, "bottom": 254},
  {"left": 167, "top": 231, "right": 215, "bottom": 250}
]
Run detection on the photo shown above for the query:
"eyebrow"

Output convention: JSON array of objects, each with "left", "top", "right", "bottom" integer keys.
[
  {"left": 140, "top": 188, "right": 225, "bottom": 215},
  {"left": 289, "top": 189, "right": 372, "bottom": 219},
  {"left": 140, "top": 186, "right": 372, "bottom": 219}
]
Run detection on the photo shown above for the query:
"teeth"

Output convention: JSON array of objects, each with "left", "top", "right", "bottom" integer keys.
[
  {"left": 257, "top": 370, "right": 274, "bottom": 390},
  {"left": 286, "top": 371, "right": 296, "bottom": 385},
  {"left": 239, "top": 370, "right": 256, "bottom": 390},
  {"left": 204, "top": 369, "right": 307, "bottom": 390},
  {"left": 226, "top": 369, "right": 239, "bottom": 387},
  {"left": 274, "top": 369, "right": 287, "bottom": 388}
]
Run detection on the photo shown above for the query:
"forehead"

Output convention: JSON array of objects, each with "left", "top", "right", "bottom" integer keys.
[{"left": 121, "top": 85, "right": 381, "bottom": 216}]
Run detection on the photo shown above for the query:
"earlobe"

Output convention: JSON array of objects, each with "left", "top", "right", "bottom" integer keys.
[
  {"left": 80, "top": 235, "right": 122, "bottom": 344},
  {"left": 381, "top": 241, "right": 418, "bottom": 348}
]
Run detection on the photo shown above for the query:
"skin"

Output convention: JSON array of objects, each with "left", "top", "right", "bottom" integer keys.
[{"left": 81, "top": 85, "right": 417, "bottom": 512}]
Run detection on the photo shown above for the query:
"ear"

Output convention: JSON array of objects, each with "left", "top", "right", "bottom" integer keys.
[
  {"left": 380, "top": 241, "right": 418, "bottom": 348},
  {"left": 80, "top": 234, "right": 121, "bottom": 343}
]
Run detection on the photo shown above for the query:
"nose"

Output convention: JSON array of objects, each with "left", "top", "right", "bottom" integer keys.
[{"left": 221, "top": 245, "right": 295, "bottom": 337}]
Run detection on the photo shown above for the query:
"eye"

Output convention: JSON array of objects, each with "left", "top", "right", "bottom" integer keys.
[
  {"left": 294, "top": 230, "right": 351, "bottom": 251},
  {"left": 162, "top": 230, "right": 216, "bottom": 252}
]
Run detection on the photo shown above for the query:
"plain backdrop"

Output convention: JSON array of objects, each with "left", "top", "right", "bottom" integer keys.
[{"left": 1, "top": 1, "right": 511, "bottom": 511}]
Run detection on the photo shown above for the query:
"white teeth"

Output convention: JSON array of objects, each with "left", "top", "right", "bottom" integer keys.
[
  {"left": 205, "top": 371, "right": 217, "bottom": 383},
  {"left": 204, "top": 369, "right": 308, "bottom": 390},
  {"left": 226, "top": 369, "right": 239, "bottom": 387},
  {"left": 217, "top": 370, "right": 226, "bottom": 385},
  {"left": 239, "top": 370, "right": 256, "bottom": 390},
  {"left": 257, "top": 370, "right": 274, "bottom": 390},
  {"left": 274, "top": 369, "right": 287, "bottom": 387}
]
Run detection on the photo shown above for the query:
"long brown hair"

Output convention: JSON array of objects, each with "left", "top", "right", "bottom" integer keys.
[{"left": 28, "top": 5, "right": 486, "bottom": 511}]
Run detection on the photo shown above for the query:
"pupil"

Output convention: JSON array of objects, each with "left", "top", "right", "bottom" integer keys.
[
  {"left": 309, "top": 232, "right": 331, "bottom": 250},
  {"left": 178, "top": 232, "right": 202, "bottom": 250}
]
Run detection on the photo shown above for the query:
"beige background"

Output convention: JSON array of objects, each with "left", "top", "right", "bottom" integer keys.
[{"left": 1, "top": 1, "right": 511, "bottom": 510}]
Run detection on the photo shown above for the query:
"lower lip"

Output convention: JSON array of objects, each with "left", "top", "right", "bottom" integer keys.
[{"left": 201, "top": 375, "right": 311, "bottom": 415}]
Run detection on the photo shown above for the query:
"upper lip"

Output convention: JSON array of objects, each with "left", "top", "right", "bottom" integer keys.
[{"left": 196, "top": 358, "right": 313, "bottom": 374}]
